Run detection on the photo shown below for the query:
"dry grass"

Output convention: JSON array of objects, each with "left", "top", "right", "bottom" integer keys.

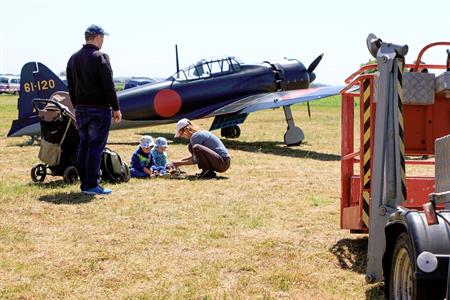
[{"left": 0, "top": 94, "right": 385, "bottom": 299}]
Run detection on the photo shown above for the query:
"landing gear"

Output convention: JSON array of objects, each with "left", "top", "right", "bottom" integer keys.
[
  {"left": 221, "top": 125, "right": 241, "bottom": 139},
  {"left": 26, "top": 135, "right": 40, "bottom": 145},
  {"left": 282, "top": 105, "right": 304, "bottom": 146}
]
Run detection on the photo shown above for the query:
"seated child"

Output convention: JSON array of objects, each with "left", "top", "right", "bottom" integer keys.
[
  {"left": 130, "top": 135, "right": 155, "bottom": 178},
  {"left": 151, "top": 137, "right": 174, "bottom": 176}
]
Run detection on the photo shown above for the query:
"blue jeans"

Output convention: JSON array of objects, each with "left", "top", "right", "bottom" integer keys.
[
  {"left": 151, "top": 165, "right": 166, "bottom": 175},
  {"left": 75, "top": 106, "right": 112, "bottom": 190},
  {"left": 130, "top": 168, "right": 150, "bottom": 178}
]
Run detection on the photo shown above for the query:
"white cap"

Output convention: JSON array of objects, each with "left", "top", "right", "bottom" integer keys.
[
  {"left": 175, "top": 118, "right": 189, "bottom": 138},
  {"left": 140, "top": 135, "right": 154, "bottom": 148}
]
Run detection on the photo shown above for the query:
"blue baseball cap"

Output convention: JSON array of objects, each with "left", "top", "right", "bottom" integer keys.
[
  {"left": 155, "top": 137, "right": 168, "bottom": 148},
  {"left": 85, "top": 24, "right": 109, "bottom": 36}
]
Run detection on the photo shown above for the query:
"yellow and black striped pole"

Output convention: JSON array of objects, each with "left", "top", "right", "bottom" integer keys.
[
  {"left": 396, "top": 60, "right": 407, "bottom": 202},
  {"left": 361, "top": 78, "right": 372, "bottom": 228}
]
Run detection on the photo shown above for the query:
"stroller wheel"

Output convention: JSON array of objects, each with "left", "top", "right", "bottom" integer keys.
[
  {"left": 63, "top": 166, "right": 79, "bottom": 184},
  {"left": 31, "top": 164, "right": 47, "bottom": 182}
]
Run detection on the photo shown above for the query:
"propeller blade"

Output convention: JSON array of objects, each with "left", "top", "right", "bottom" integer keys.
[
  {"left": 307, "top": 102, "right": 311, "bottom": 119},
  {"left": 307, "top": 53, "right": 324, "bottom": 74}
]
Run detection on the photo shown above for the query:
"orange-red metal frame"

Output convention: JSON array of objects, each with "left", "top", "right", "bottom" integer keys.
[{"left": 340, "top": 42, "right": 450, "bottom": 233}]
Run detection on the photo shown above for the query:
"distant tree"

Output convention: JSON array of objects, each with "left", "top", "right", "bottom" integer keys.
[{"left": 360, "top": 59, "right": 377, "bottom": 74}]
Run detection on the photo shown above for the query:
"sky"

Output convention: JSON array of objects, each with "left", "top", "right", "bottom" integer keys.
[{"left": 1, "top": 0, "right": 449, "bottom": 85}]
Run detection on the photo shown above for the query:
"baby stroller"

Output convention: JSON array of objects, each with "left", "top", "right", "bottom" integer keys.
[{"left": 31, "top": 92, "right": 80, "bottom": 183}]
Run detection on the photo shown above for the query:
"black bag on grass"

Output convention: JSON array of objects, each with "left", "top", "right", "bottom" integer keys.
[{"left": 101, "top": 148, "right": 131, "bottom": 183}]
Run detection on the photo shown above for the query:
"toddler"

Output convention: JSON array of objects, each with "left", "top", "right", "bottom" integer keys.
[
  {"left": 130, "top": 135, "right": 154, "bottom": 178},
  {"left": 151, "top": 137, "right": 174, "bottom": 176}
]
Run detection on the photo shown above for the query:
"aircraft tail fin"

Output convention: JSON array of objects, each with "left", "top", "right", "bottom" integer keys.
[
  {"left": 8, "top": 62, "right": 67, "bottom": 137},
  {"left": 18, "top": 62, "right": 67, "bottom": 119}
]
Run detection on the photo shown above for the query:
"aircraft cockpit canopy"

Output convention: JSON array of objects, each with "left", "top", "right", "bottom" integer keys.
[{"left": 172, "top": 57, "right": 243, "bottom": 81}]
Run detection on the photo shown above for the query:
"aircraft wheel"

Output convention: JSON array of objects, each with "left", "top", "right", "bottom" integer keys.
[
  {"left": 284, "top": 126, "right": 304, "bottom": 146},
  {"left": 221, "top": 126, "right": 241, "bottom": 139},
  {"left": 389, "top": 232, "right": 443, "bottom": 300},
  {"left": 31, "top": 163, "right": 47, "bottom": 182},
  {"left": 221, "top": 127, "right": 230, "bottom": 138},
  {"left": 231, "top": 125, "right": 241, "bottom": 138},
  {"left": 63, "top": 166, "right": 79, "bottom": 184}
]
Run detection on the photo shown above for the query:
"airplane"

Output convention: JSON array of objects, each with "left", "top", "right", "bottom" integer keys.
[{"left": 7, "top": 51, "right": 342, "bottom": 146}]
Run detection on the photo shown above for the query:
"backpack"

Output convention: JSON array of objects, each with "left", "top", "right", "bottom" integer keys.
[{"left": 101, "top": 148, "right": 131, "bottom": 183}]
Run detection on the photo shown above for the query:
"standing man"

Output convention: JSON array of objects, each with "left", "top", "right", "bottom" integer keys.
[{"left": 66, "top": 24, "right": 122, "bottom": 195}]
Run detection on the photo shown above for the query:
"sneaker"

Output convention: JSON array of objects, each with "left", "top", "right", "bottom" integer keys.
[
  {"left": 83, "top": 186, "right": 112, "bottom": 195},
  {"left": 197, "top": 170, "right": 217, "bottom": 179}
]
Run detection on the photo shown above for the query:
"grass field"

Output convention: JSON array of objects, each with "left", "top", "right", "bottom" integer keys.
[{"left": 0, "top": 94, "right": 385, "bottom": 299}]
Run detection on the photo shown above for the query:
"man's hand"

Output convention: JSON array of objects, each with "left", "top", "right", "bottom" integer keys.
[
  {"left": 143, "top": 167, "right": 152, "bottom": 175},
  {"left": 113, "top": 110, "right": 122, "bottom": 123}
]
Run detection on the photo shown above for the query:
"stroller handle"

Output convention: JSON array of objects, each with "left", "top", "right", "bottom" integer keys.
[{"left": 32, "top": 98, "right": 66, "bottom": 112}]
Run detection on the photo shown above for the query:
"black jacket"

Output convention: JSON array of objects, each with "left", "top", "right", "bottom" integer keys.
[{"left": 66, "top": 44, "right": 120, "bottom": 111}]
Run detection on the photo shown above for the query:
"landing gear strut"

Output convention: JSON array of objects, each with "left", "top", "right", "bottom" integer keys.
[
  {"left": 221, "top": 125, "right": 241, "bottom": 139},
  {"left": 26, "top": 135, "right": 40, "bottom": 145},
  {"left": 283, "top": 105, "right": 304, "bottom": 146}
]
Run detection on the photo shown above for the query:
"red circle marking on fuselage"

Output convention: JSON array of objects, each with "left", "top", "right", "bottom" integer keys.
[{"left": 153, "top": 89, "right": 182, "bottom": 118}]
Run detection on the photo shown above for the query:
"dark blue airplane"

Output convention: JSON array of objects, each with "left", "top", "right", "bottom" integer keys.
[{"left": 7, "top": 53, "right": 341, "bottom": 146}]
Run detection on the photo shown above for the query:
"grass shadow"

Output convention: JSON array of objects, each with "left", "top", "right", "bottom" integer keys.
[
  {"left": 129, "top": 131, "right": 340, "bottom": 161},
  {"left": 224, "top": 140, "right": 340, "bottom": 161},
  {"left": 109, "top": 131, "right": 189, "bottom": 146},
  {"left": 159, "top": 174, "right": 229, "bottom": 181},
  {"left": 8, "top": 140, "right": 40, "bottom": 147},
  {"left": 365, "top": 283, "right": 385, "bottom": 300},
  {"left": 38, "top": 191, "right": 94, "bottom": 204},
  {"left": 329, "top": 237, "right": 368, "bottom": 274},
  {"left": 185, "top": 174, "right": 228, "bottom": 181},
  {"left": 28, "top": 129, "right": 339, "bottom": 162},
  {"left": 28, "top": 180, "right": 73, "bottom": 190},
  {"left": 330, "top": 237, "right": 386, "bottom": 299}
]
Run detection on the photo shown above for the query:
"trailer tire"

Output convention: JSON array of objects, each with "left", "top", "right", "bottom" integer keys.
[{"left": 389, "top": 232, "right": 442, "bottom": 300}]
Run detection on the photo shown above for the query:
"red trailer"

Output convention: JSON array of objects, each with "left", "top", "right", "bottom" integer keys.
[
  {"left": 340, "top": 35, "right": 450, "bottom": 298},
  {"left": 340, "top": 41, "right": 450, "bottom": 233}
]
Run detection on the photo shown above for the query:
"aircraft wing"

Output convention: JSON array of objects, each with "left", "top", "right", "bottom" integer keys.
[{"left": 209, "top": 85, "right": 343, "bottom": 116}]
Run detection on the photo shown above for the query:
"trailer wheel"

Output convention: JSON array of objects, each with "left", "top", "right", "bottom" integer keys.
[{"left": 389, "top": 233, "right": 439, "bottom": 300}]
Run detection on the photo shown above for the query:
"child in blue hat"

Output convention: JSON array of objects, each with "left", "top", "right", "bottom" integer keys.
[
  {"left": 130, "top": 135, "right": 155, "bottom": 178},
  {"left": 151, "top": 137, "right": 174, "bottom": 176}
]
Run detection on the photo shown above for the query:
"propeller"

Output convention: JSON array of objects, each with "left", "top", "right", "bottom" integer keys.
[
  {"left": 307, "top": 53, "right": 324, "bottom": 74},
  {"left": 307, "top": 53, "right": 323, "bottom": 83},
  {"left": 307, "top": 102, "right": 311, "bottom": 119},
  {"left": 304, "top": 54, "right": 324, "bottom": 119}
]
